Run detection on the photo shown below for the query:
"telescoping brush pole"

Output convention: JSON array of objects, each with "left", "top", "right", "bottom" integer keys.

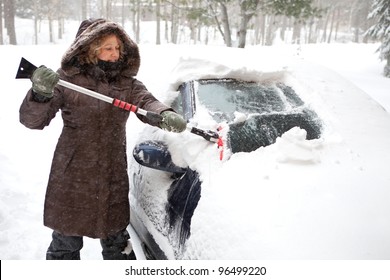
[
  {"left": 15, "top": 57, "right": 163, "bottom": 123},
  {"left": 16, "top": 57, "right": 221, "bottom": 144},
  {"left": 56, "top": 79, "right": 163, "bottom": 123}
]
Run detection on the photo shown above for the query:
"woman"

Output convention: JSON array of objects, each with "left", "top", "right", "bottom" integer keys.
[{"left": 19, "top": 18, "right": 186, "bottom": 260}]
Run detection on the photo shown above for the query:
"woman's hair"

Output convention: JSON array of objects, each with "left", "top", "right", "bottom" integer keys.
[{"left": 82, "top": 34, "right": 124, "bottom": 65}]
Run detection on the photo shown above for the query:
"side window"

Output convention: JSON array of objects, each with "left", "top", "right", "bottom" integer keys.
[
  {"left": 171, "top": 94, "right": 183, "bottom": 116},
  {"left": 177, "top": 81, "right": 196, "bottom": 122}
]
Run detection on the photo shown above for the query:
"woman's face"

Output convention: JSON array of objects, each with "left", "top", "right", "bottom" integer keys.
[{"left": 97, "top": 35, "right": 121, "bottom": 62}]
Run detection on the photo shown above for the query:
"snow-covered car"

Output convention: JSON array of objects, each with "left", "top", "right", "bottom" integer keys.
[{"left": 128, "top": 54, "right": 390, "bottom": 260}]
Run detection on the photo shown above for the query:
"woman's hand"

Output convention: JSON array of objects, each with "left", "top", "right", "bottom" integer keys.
[
  {"left": 31, "top": 66, "right": 59, "bottom": 98},
  {"left": 160, "top": 111, "right": 187, "bottom": 133}
]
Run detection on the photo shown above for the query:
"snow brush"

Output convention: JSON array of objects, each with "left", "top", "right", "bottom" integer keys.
[
  {"left": 15, "top": 57, "right": 163, "bottom": 123},
  {"left": 16, "top": 57, "right": 221, "bottom": 146}
]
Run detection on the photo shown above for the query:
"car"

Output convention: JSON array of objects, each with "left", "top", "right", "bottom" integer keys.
[
  {"left": 128, "top": 54, "right": 390, "bottom": 260},
  {"left": 130, "top": 77, "right": 322, "bottom": 259}
]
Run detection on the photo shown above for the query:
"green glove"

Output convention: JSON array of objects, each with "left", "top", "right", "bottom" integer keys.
[
  {"left": 160, "top": 111, "right": 187, "bottom": 133},
  {"left": 31, "top": 66, "right": 59, "bottom": 98}
]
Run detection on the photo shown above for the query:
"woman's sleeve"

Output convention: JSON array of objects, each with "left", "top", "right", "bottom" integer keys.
[
  {"left": 129, "top": 79, "right": 172, "bottom": 126},
  {"left": 19, "top": 84, "right": 63, "bottom": 130}
]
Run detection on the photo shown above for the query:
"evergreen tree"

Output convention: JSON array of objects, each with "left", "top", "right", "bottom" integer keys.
[{"left": 366, "top": 0, "right": 390, "bottom": 77}]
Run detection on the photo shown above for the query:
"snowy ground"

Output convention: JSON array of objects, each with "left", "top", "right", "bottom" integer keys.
[{"left": 1, "top": 19, "right": 390, "bottom": 260}]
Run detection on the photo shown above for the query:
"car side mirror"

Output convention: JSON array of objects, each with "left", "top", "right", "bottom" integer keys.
[{"left": 133, "top": 141, "right": 187, "bottom": 174}]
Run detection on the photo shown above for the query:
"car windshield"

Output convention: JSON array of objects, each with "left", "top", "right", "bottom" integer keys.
[
  {"left": 195, "top": 79, "right": 305, "bottom": 123},
  {"left": 175, "top": 79, "right": 322, "bottom": 153}
]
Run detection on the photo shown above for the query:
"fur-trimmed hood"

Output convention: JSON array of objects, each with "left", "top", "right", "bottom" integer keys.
[{"left": 61, "top": 18, "right": 140, "bottom": 77}]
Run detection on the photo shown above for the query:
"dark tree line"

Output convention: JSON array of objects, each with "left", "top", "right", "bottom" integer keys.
[{"left": 0, "top": 0, "right": 385, "bottom": 49}]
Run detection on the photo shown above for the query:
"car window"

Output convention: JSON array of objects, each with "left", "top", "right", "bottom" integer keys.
[
  {"left": 198, "top": 80, "right": 283, "bottom": 117},
  {"left": 195, "top": 79, "right": 307, "bottom": 122},
  {"left": 171, "top": 92, "right": 183, "bottom": 116}
]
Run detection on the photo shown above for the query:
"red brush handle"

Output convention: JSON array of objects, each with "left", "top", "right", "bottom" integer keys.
[
  {"left": 113, "top": 99, "right": 138, "bottom": 113},
  {"left": 112, "top": 99, "right": 163, "bottom": 123}
]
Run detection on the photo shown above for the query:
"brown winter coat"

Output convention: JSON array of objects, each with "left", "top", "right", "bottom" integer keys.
[{"left": 19, "top": 19, "right": 171, "bottom": 239}]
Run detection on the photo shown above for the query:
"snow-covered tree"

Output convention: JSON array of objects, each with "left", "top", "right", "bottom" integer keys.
[{"left": 366, "top": 0, "right": 390, "bottom": 77}]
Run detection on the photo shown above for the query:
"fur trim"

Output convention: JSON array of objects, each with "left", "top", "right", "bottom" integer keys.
[{"left": 61, "top": 19, "right": 140, "bottom": 77}]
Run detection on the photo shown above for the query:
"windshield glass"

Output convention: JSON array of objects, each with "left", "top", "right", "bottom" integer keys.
[
  {"left": 176, "top": 79, "right": 322, "bottom": 154},
  {"left": 196, "top": 79, "right": 305, "bottom": 123}
]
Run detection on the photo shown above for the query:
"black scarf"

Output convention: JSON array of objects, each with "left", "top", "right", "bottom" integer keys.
[{"left": 97, "top": 60, "right": 126, "bottom": 83}]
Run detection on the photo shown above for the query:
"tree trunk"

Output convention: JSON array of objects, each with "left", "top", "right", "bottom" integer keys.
[
  {"left": 156, "top": 0, "right": 161, "bottom": 44},
  {"left": 238, "top": 3, "right": 249, "bottom": 48},
  {"left": 258, "top": 14, "right": 266, "bottom": 45},
  {"left": 190, "top": 0, "right": 199, "bottom": 44},
  {"left": 4, "top": 0, "right": 16, "bottom": 44},
  {"left": 136, "top": 0, "right": 140, "bottom": 43},
  {"left": 170, "top": 3, "right": 179, "bottom": 44},
  {"left": 130, "top": 0, "right": 141, "bottom": 43},
  {"left": 321, "top": 9, "right": 329, "bottom": 43},
  {"left": 385, "top": 56, "right": 390, "bottom": 78},
  {"left": 308, "top": 17, "right": 316, "bottom": 43},
  {"left": 106, "top": 0, "right": 113, "bottom": 20},
  {"left": 49, "top": 17, "right": 54, "bottom": 43},
  {"left": 34, "top": 0, "right": 38, "bottom": 44},
  {"left": 58, "top": 17, "right": 64, "bottom": 40},
  {"left": 82, "top": 0, "right": 87, "bottom": 20},
  {"left": 292, "top": 20, "right": 301, "bottom": 44},
  {"left": 220, "top": 2, "right": 232, "bottom": 47},
  {"left": 280, "top": 15, "right": 287, "bottom": 42},
  {"left": 327, "top": 7, "right": 336, "bottom": 43},
  {"left": 265, "top": 14, "right": 275, "bottom": 46},
  {"left": 334, "top": 7, "right": 340, "bottom": 42},
  {"left": 101, "top": 0, "right": 105, "bottom": 18},
  {"left": 121, "top": 0, "right": 124, "bottom": 26},
  {"left": 208, "top": 1, "right": 226, "bottom": 46},
  {"left": 353, "top": 25, "right": 359, "bottom": 43},
  {"left": 238, "top": 14, "right": 249, "bottom": 48},
  {"left": 360, "top": 0, "right": 371, "bottom": 43},
  {"left": 164, "top": 2, "right": 169, "bottom": 43},
  {"left": 131, "top": 0, "right": 136, "bottom": 38},
  {"left": 197, "top": 25, "right": 202, "bottom": 43},
  {"left": 254, "top": 13, "right": 262, "bottom": 45},
  {"left": 0, "top": 0, "right": 3, "bottom": 45}
]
